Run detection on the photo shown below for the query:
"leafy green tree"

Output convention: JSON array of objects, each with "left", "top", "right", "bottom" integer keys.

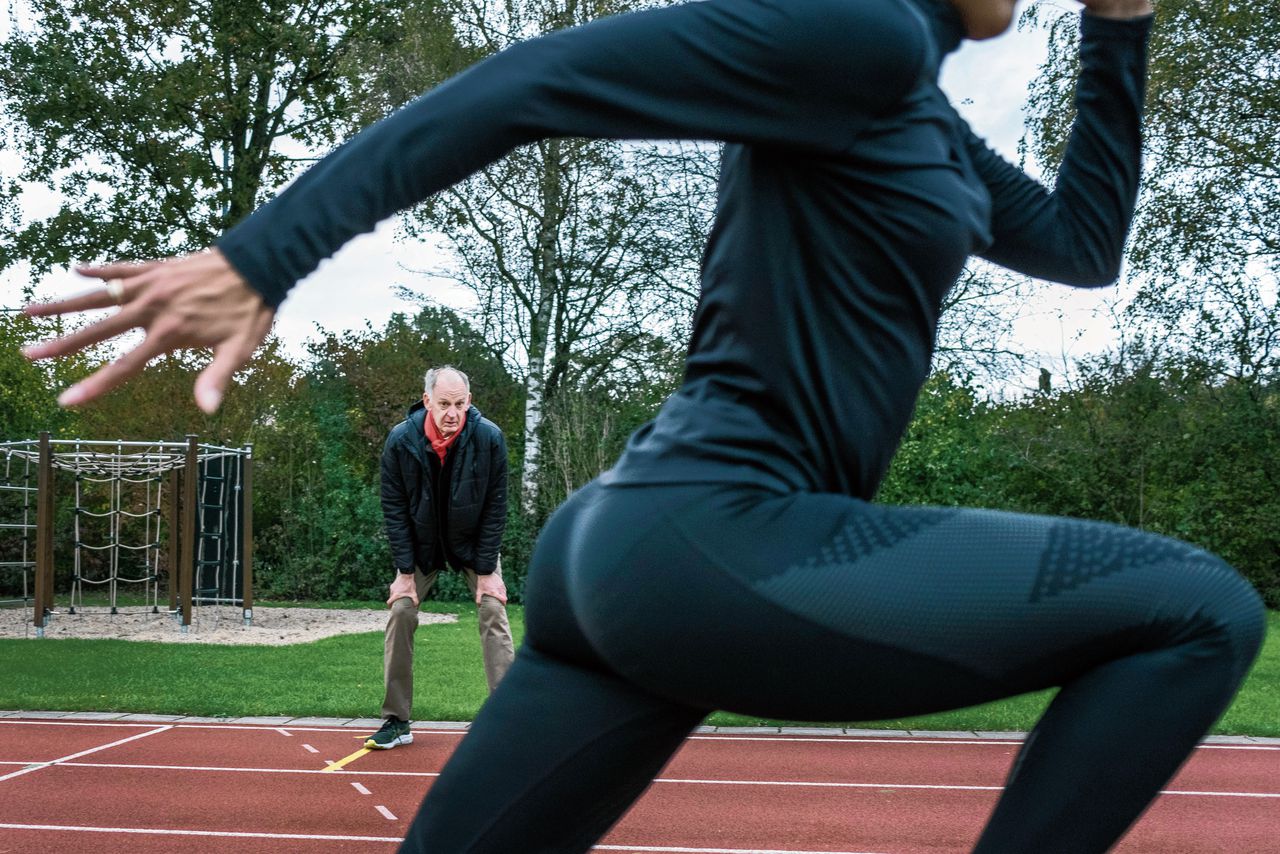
[
  {"left": 250, "top": 307, "right": 523, "bottom": 601},
  {"left": 0, "top": 308, "right": 92, "bottom": 440},
  {"left": 0, "top": 0, "right": 437, "bottom": 275},
  {"left": 343, "top": 0, "right": 712, "bottom": 513},
  {"left": 1024, "top": 0, "right": 1277, "bottom": 385},
  {"left": 992, "top": 350, "right": 1279, "bottom": 607},
  {"left": 877, "top": 372, "right": 1017, "bottom": 509},
  {"left": 1020, "top": 2, "right": 1278, "bottom": 607}
]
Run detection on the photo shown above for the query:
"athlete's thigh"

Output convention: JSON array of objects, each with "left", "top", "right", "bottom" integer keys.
[
  {"left": 565, "top": 484, "right": 1217, "bottom": 719},
  {"left": 719, "top": 493, "right": 1218, "bottom": 688}
]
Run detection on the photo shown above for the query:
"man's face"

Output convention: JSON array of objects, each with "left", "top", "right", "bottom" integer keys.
[{"left": 424, "top": 372, "right": 471, "bottom": 438}]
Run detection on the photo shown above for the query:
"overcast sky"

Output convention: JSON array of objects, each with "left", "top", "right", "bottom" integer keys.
[{"left": 1, "top": 3, "right": 1122, "bottom": 395}]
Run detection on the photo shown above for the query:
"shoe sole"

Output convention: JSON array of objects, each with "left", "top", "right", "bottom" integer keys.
[{"left": 364, "top": 732, "right": 414, "bottom": 750}]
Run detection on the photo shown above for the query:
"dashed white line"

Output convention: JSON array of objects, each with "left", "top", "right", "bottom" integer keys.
[
  {"left": 276, "top": 728, "right": 293, "bottom": 737},
  {"left": 0, "top": 726, "right": 172, "bottom": 783},
  {"left": 375, "top": 805, "right": 398, "bottom": 821},
  {"left": 352, "top": 782, "right": 372, "bottom": 795},
  {"left": 302, "top": 744, "right": 319, "bottom": 754}
]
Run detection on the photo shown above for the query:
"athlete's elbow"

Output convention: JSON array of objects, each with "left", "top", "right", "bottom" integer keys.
[
  {"left": 1061, "top": 256, "right": 1123, "bottom": 288},
  {"left": 1064, "top": 244, "right": 1128, "bottom": 288},
  {"left": 1043, "top": 226, "right": 1127, "bottom": 288}
]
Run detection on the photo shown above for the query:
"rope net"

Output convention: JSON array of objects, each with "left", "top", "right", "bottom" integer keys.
[{"left": 0, "top": 439, "right": 250, "bottom": 626}]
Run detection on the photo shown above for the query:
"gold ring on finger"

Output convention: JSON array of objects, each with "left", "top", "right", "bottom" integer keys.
[{"left": 105, "top": 279, "right": 125, "bottom": 305}]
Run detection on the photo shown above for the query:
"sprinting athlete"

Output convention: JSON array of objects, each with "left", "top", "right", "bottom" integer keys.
[{"left": 25, "top": 0, "right": 1265, "bottom": 851}]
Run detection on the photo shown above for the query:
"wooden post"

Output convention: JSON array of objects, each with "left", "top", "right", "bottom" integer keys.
[
  {"left": 180, "top": 435, "right": 197, "bottom": 630},
  {"left": 167, "top": 468, "right": 180, "bottom": 613},
  {"left": 32, "top": 433, "right": 53, "bottom": 636},
  {"left": 241, "top": 446, "right": 253, "bottom": 626}
]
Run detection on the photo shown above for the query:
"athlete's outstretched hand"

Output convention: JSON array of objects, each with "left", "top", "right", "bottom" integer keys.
[
  {"left": 22, "top": 249, "right": 274, "bottom": 413},
  {"left": 1080, "top": 0, "right": 1154, "bottom": 19}
]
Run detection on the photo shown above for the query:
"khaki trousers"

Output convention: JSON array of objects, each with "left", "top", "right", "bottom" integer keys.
[{"left": 381, "top": 559, "right": 515, "bottom": 721}]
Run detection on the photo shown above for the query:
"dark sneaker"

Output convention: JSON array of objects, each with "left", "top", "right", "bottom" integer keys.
[{"left": 365, "top": 717, "right": 413, "bottom": 749}]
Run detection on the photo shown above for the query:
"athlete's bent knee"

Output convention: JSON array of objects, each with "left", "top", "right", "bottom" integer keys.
[{"left": 1175, "top": 551, "right": 1266, "bottom": 682}]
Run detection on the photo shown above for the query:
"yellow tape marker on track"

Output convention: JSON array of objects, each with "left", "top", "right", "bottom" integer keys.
[{"left": 323, "top": 747, "right": 371, "bottom": 772}]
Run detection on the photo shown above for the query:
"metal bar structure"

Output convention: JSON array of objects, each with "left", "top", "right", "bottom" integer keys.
[
  {"left": 0, "top": 435, "right": 253, "bottom": 634},
  {"left": 39, "top": 439, "right": 247, "bottom": 454},
  {"left": 33, "top": 433, "right": 53, "bottom": 635},
  {"left": 167, "top": 468, "right": 180, "bottom": 614},
  {"left": 242, "top": 447, "right": 254, "bottom": 626},
  {"left": 180, "top": 436, "right": 197, "bottom": 631},
  {"left": 0, "top": 448, "right": 37, "bottom": 610}
]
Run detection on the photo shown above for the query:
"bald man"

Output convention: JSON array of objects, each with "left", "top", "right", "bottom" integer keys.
[{"left": 367, "top": 365, "right": 514, "bottom": 749}]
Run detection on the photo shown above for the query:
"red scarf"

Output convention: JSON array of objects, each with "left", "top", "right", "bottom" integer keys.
[{"left": 424, "top": 409, "right": 466, "bottom": 462}]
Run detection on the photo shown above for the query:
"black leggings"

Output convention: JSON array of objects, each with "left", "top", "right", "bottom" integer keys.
[{"left": 401, "top": 481, "right": 1265, "bottom": 853}]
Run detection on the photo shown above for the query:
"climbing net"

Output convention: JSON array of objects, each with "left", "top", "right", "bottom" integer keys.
[
  {"left": 0, "top": 437, "right": 252, "bottom": 633},
  {"left": 67, "top": 445, "right": 177, "bottom": 616}
]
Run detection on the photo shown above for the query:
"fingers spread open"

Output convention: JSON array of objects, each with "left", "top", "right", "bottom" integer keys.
[
  {"left": 22, "top": 277, "right": 144, "bottom": 318},
  {"left": 22, "top": 303, "right": 145, "bottom": 360},
  {"left": 57, "top": 334, "right": 168, "bottom": 408},
  {"left": 75, "top": 260, "right": 161, "bottom": 280},
  {"left": 192, "top": 308, "right": 274, "bottom": 413},
  {"left": 195, "top": 338, "right": 252, "bottom": 414}
]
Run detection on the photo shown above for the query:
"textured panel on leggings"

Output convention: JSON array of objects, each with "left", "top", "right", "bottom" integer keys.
[
  {"left": 794, "top": 505, "right": 958, "bottom": 575},
  {"left": 1030, "top": 521, "right": 1202, "bottom": 603}
]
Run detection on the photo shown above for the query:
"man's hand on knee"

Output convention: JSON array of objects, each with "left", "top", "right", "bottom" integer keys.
[
  {"left": 387, "top": 571, "right": 419, "bottom": 607},
  {"left": 475, "top": 571, "right": 508, "bottom": 606}
]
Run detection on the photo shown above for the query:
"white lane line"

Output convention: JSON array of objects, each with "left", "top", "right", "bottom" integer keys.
[
  {"left": 1162, "top": 789, "right": 1280, "bottom": 799},
  {"left": 0, "top": 823, "right": 400, "bottom": 843},
  {"left": 58, "top": 761, "right": 438, "bottom": 777},
  {"left": 375, "top": 805, "right": 398, "bottom": 821},
  {"left": 0, "top": 825, "right": 887, "bottom": 852},
  {"left": 301, "top": 744, "right": 319, "bottom": 754},
  {"left": 688, "top": 736, "right": 1280, "bottom": 752},
  {"left": 31, "top": 760, "right": 1280, "bottom": 799},
  {"left": 0, "top": 720, "right": 470, "bottom": 736},
  {"left": 658, "top": 777, "right": 1003, "bottom": 792},
  {"left": 596, "top": 848, "right": 886, "bottom": 854},
  {"left": 650, "top": 783, "right": 1280, "bottom": 804},
  {"left": 0, "top": 726, "right": 172, "bottom": 783},
  {"left": 1199, "top": 744, "right": 1280, "bottom": 752},
  {"left": 276, "top": 728, "right": 292, "bottom": 737},
  {"left": 352, "top": 782, "right": 372, "bottom": 795},
  {"left": 2, "top": 721, "right": 1275, "bottom": 751},
  {"left": 0, "top": 721, "right": 159, "bottom": 729},
  {"left": 689, "top": 736, "right": 1021, "bottom": 746}
]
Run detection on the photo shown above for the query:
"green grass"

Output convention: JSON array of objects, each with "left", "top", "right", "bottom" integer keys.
[
  {"left": 0, "top": 602, "right": 515, "bottom": 721},
  {"left": 2, "top": 605, "right": 1276, "bottom": 737}
]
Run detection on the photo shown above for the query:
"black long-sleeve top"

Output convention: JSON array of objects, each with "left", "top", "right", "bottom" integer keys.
[{"left": 219, "top": 0, "right": 1151, "bottom": 500}]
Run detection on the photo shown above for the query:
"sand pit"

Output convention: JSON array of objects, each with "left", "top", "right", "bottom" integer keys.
[{"left": 0, "top": 604, "right": 456, "bottom": 645}]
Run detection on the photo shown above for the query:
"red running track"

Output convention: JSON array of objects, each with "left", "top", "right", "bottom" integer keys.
[{"left": 0, "top": 718, "right": 1277, "bottom": 853}]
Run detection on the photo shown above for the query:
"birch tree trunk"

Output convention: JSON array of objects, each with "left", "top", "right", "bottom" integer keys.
[{"left": 520, "top": 139, "right": 562, "bottom": 513}]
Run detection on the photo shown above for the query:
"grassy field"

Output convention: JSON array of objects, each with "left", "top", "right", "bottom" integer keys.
[{"left": 2, "top": 604, "right": 1276, "bottom": 736}]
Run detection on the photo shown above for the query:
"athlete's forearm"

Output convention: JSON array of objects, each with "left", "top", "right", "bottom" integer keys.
[{"left": 975, "top": 12, "right": 1153, "bottom": 286}]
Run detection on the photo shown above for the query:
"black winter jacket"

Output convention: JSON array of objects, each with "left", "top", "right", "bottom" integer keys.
[{"left": 380, "top": 402, "right": 508, "bottom": 576}]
